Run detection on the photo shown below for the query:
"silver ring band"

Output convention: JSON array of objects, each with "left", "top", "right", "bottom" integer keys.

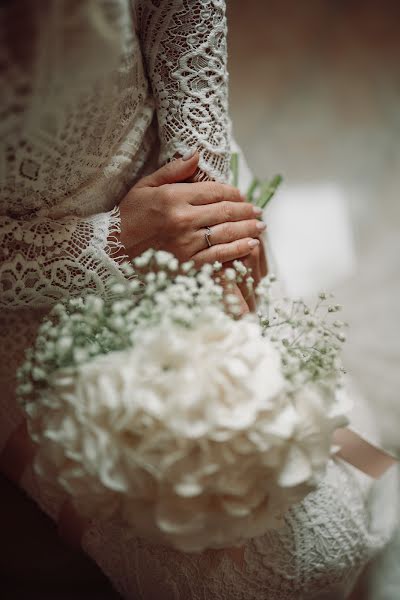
[{"left": 205, "top": 226, "right": 212, "bottom": 248}]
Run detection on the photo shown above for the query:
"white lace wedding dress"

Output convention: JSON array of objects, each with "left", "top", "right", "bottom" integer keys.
[{"left": 0, "top": 2, "right": 398, "bottom": 598}]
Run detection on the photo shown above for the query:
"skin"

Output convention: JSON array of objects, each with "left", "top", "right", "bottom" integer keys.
[{"left": 118, "top": 152, "right": 267, "bottom": 312}]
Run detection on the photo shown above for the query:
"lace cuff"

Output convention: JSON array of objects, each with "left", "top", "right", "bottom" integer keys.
[
  {"left": 135, "top": 0, "right": 231, "bottom": 182},
  {"left": 0, "top": 206, "right": 128, "bottom": 309}
]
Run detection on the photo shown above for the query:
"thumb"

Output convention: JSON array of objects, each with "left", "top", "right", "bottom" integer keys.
[{"left": 138, "top": 151, "right": 199, "bottom": 188}]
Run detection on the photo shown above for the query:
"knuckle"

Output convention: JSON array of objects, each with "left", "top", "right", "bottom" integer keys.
[
  {"left": 164, "top": 206, "right": 180, "bottom": 229},
  {"left": 168, "top": 206, "right": 191, "bottom": 232},
  {"left": 228, "top": 185, "right": 242, "bottom": 201},
  {"left": 161, "top": 186, "right": 175, "bottom": 205},
  {"left": 203, "top": 181, "right": 216, "bottom": 194},
  {"left": 222, "top": 222, "right": 235, "bottom": 241},
  {"left": 233, "top": 240, "right": 242, "bottom": 256},
  {"left": 174, "top": 209, "right": 192, "bottom": 231},
  {"left": 246, "top": 204, "right": 256, "bottom": 218},
  {"left": 180, "top": 234, "right": 194, "bottom": 254},
  {"left": 238, "top": 239, "right": 247, "bottom": 254},
  {"left": 206, "top": 183, "right": 221, "bottom": 203},
  {"left": 163, "top": 204, "right": 176, "bottom": 226},
  {"left": 222, "top": 201, "right": 234, "bottom": 221}
]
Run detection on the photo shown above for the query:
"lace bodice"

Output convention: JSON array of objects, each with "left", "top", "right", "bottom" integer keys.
[
  {"left": 0, "top": 0, "right": 231, "bottom": 435},
  {"left": 0, "top": 0, "right": 230, "bottom": 311},
  {"left": 0, "top": 2, "right": 398, "bottom": 599}
]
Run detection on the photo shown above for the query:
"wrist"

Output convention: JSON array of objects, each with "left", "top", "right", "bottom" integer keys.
[
  {"left": 116, "top": 201, "right": 150, "bottom": 262},
  {"left": 107, "top": 204, "right": 130, "bottom": 263}
]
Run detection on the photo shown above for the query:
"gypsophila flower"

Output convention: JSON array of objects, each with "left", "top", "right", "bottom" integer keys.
[
  {"left": 257, "top": 284, "right": 347, "bottom": 391},
  {"left": 133, "top": 249, "right": 153, "bottom": 268},
  {"left": 224, "top": 268, "right": 236, "bottom": 281},
  {"left": 181, "top": 260, "right": 195, "bottom": 273},
  {"left": 233, "top": 260, "right": 247, "bottom": 276},
  {"left": 246, "top": 276, "right": 255, "bottom": 289}
]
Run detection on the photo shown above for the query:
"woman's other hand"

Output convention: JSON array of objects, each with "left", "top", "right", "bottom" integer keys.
[{"left": 238, "top": 240, "right": 268, "bottom": 311}]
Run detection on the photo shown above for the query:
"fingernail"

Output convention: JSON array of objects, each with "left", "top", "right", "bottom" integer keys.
[
  {"left": 256, "top": 221, "right": 267, "bottom": 231},
  {"left": 182, "top": 148, "right": 197, "bottom": 161},
  {"left": 253, "top": 206, "right": 263, "bottom": 215},
  {"left": 248, "top": 239, "right": 260, "bottom": 248}
]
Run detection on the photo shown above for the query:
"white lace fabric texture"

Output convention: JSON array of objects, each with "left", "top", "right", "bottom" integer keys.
[
  {"left": 135, "top": 0, "right": 231, "bottom": 180},
  {"left": 0, "top": 1, "right": 398, "bottom": 599}
]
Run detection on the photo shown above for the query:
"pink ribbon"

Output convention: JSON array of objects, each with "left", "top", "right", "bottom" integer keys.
[{"left": 332, "top": 427, "right": 397, "bottom": 479}]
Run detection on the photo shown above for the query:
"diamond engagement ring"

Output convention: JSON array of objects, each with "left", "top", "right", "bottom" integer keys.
[{"left": 205, "top": 226, "right": 213, "bottom": 247}]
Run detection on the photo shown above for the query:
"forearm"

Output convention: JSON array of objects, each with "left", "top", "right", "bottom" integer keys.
[{"left": 135, "top": 0, "right": 231, "bottom": 182}]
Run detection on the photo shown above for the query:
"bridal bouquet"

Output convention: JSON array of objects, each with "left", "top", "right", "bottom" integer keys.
[{"left": 17, "top": 250, "right": 349, "bottom": 552}]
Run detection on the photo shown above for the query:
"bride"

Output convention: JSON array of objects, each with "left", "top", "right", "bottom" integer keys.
[{"left": 0, "top": 1, "right": 398, "bottom": 598}]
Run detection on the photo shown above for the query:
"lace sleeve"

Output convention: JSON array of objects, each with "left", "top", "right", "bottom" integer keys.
[
  {"left": 135, "top": 0, "right": 231, "bottom": 182},
  {"left": 0, "top": 207, "right": 127, "bottom": 309}
]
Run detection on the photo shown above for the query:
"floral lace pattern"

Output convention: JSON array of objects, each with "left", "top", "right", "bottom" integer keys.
[
  {"left": 0, "top": 1, "right": 398, "bottom": 599},
  {"left": 0, "top": 208, "right": 126, "bottom": 308},
  {"left": 135, "top": 0, "right": 231, "bottom": 181}
]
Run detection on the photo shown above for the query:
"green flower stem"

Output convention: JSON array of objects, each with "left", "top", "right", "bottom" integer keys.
[
  {"left": 246, "top": 178, "right": 260, "bottom": 204},
  {"left": 230, "top": 152, "right": 239, "bottom": 188},
  {"left": 257, "top": 175, "right": 283, "bottom": 209},
  {"left": 230, "top": 153, "right": 283, "bottom": 213}
]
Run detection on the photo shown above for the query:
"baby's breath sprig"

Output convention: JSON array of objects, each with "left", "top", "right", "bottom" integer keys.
[
  {"left": 17, "top": 251, "right": 252, "bottom": 403},
  {"left": 256, "top": 277, "right": 347, "bottom": 390},
  {"left": 17, "top": 250, "right": 346, "bottom": 412}
]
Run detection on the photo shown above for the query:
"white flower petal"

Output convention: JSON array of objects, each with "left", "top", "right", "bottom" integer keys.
[{"left": 278, "top": 445, "right": 313, "bottom": 487}]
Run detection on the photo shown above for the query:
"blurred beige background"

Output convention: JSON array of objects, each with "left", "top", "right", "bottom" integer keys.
[{"left": 228, "top": 0, "right": 400, "bottom": 454}]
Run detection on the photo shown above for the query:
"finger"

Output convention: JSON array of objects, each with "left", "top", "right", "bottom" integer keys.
[
  {"left": 237, "top": 252, "right": 260, "bottom": 307},
  {"left": 222, "top": 281, "right": 250, "bottom": 317},
  {"left": 137, "top": 151, "right": 199, "bottom": 188},
  {"left": 193, "top": 238, "right": 260, "bottom": 267},
  {"left": 246, "top": 249, "right": 261, "bottom": 290},
  {"left": 195, "top": 201, "right": 262, "bottom": 228},
  {"left": 180, "top": 182, "right": 244, "bottom": 206},
  {"left": 193, "top": 220, "right": 266, "bottom": 254},
  {"left": 259, "top": 239, "right": 268, "bottom": 278},
  {"left": 238, "top": 280, "right": 256, "bottom": 313},
  {"left": 223, "top": 259, "right": 257, "bottom": 313},
  {"left": 251, "top": 248, "right": 262, "bottom": 289}
]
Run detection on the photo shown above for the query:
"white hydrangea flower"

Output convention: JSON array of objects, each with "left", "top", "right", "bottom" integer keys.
[{"left": 26, "top": 312, "right": 348, "bottom": 552}]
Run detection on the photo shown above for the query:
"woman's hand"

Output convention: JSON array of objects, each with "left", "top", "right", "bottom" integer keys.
[
  {"left": 118, "top": 152, "right": 264, "bottom": 266},
  {"left": 238, "top": 240, "right": 268, "bottom": 311},
  {"left": 224, "top": 238, "right": 268, "bottom": 312}
]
